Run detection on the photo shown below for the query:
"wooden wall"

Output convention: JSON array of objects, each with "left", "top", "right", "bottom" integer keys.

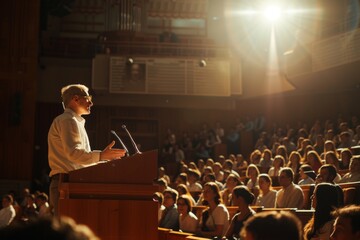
[{"left": 0, "top": 1, "right": 40, "bottom": 180}]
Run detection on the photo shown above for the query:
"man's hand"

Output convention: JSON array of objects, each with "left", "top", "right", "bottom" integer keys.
[{"left": 100, "top": 141, "right": 127, "bottom": 161}]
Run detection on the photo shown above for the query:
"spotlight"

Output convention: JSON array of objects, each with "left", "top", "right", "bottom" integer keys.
[
  {"left": 199, "top": 59, "right": 206, "bottom": 67},
  {"left": 126, "top": 57, "right": 134, "bottom": 65}
]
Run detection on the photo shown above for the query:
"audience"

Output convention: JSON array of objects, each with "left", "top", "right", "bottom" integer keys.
[{"left": 3, "top": 115, "right": 360, "bottom": 239}]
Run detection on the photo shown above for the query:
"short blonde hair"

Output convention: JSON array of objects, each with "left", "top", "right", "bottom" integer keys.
[{"left": 61, "top": 84, "right": 89, "bottom": 106}]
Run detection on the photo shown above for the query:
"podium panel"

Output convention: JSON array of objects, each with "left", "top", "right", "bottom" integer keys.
[
  {"left": 59, "top": 150, "right": 158, "bottom": 240},
  {"left": 59, "top": 199, "right": 158, "bottom": 240}
]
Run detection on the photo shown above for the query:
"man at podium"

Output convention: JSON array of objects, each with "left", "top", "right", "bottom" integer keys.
[{"left": 48, "top": 84, "right": 126, "bottom": 216}]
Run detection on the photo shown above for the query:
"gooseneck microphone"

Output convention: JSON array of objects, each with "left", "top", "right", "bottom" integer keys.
[
  {"left": 122, "top": 124, "right": 142, "bottom": 154},
  {"left": 110, "top": 130, "right": 129, "bottom": 157}
]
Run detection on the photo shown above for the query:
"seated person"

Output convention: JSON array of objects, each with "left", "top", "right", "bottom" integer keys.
[
  {"left": 330, "top": 205, "right": 360, "bottom": 240},
  {"left": 298, "top": 164, "right": 316, "bottom": 185},
  {"left": 224, "top": 186, "right": 256, "bottom": 239},
  {"left": 339, "top": 155, "right": 360, "bottom": 183},
  {"left": 0, "top": 195, "right": 16, "bottom": 228},
  {"left": 240, "top": 210, "right": 303, "bottom": 240},
  {"left": 177, "top": 195, "right": 198, "bottom": 233},
  {"left": 159, "top": 188, "right": 179, "bottom": 230},
  {"left": 276, "top": 167, "right": 304, "bottom": 209},
  {"left": 196, "top": 182, "right": 229, "bottom": 239},
  {"left": 255, "top": 174, "right": 277, "bottom": 208}
]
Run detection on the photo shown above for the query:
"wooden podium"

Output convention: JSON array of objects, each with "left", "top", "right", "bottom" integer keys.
[{"left": 58, "top": 150, "right": 158, "bottom": 240}]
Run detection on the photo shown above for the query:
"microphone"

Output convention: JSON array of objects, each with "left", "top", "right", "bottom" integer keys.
[
  {"left": 122, "top": 124, "right": 142, "bottom": 154},
  {"left": 110, "top": 130, "right": 129, "bottom": 157}
]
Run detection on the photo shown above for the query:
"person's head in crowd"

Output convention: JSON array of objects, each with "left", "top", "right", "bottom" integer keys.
[
  {"left": 250, "top": 150, "right": 262, "bottom": 165},
  {"left": 317, "top": 164, "right": 338, "bottom": 183},
  {"left": 297, "top": 137, "right": 304, "bottom": 149},
  {"left": 158, "top": 167, "right": 167, "bottom": 178},
  {"left": 176, "top": 184, "right": 191, "bottom": 196},
  {"left": 325, "top": 151, "right": 341, "bottom": 170},
  {"left": 240, "top": 210, "right": 303, "bottom": 240},
  {"left": 204, "top": 173, "right": 216, "bottom": 184},
  {"left": 273, "top": 155, "right": 285, "bottom": 170},
  {"left": 223, "top": 159, "right": 234, "bottom": 171},
  {"left": 0, "top": 216, "right": 100, "bottom": 240},
  {"left": 340, "top": 148, "right": 352, "bottom": 169},
  {"left": 258, "top": 173, "right": 273, "bottom": 192},
  {"left": 202, "top": 182, "right": 221, "bottom": 206},
  {"left": 306, "top": 150, "right": 323, "bottom": 172},
  {"left": 299, "top": 164, "right": 316, "bottom": 181},
  {"left": 279, "top": 167, "right": 294, "bottom": 188},
  {"left": 177, "top": 195, "right": 193, "bottom": 215},
  {"left": 301, "top": 138, "right": 311, "bottom": 151},
  {"left": 2, "top": 194, "right": 13, "bottom": 208},
  {"left": 276, "top": 145, "right": 288, "bottom": 162},
  {"left": 154, "top": 178, "right": 168, "bottom": 192},
  {"left": 349, "top": 155, "right": 360, "bottom": 174},
  {"left": 315, "top": 134, "right": 325, "bottom": 146},
  {"left": 162, "top": 188, "right": 178, "bottom": 209},
  {"left": 339, "top": 122, "right": 350, "bottom": 132},
  {"left": 324, "top": 140, "right": 338, "bottom": 154},
  {"left": 261, "top": 149, "right": 272, "bottom": 161},
  {"left": 153, "top": 192, "right": 164, "bottom": 209},
  {"left": 304, "top": 183, "right": 341, "bottom": 240},
  {"left": 298, "top": 128, "right": 309, "bottom": 139},
  {"left": 330, "top": 205, "right": 360, "bottom": 240},
  {"left": 223, "top": 169, "right": 231, "bottom": 183},
  {"left": 213, "top": 162, "right": 223, "bottom": 174},
  {"left": 232, "top": 186, "right": 255, "bottom": 207},
  {"left": 225, "top": 173, "right": 242, "bottom": 191},
  {"left": 203, "top": 166, "right": 214, "bottom": 175},
  {"left": 187, "top": 168, "right": 201, "bottom": 184},
  {"left": 179, "top": 163, "right": 188, "bottom": 173},
  {"left": 175, "top": 173, "right": 188, "bottom": 186},
  {"left": 236, "top": 154, "right": 245, "bottom": 163},
  {"left": 246, "top": 164, "right": 260, "bottom": 181},
  {"left": 206, "top": 158, "right": 214, "bottom": 168},
  {"left": 35, "top": 192, "right": 49, "bottom": 208},
  {"left": 188, "top": 162, "right": 199, "bottom": 172},
  {"left": 288, "top": 151, "right": 302, "bottom": 167},
  {"left": 197, "top": 159, "right": 205, "bottom": 171},
  {"left": 218, "top": 155, "right": 226, "bottom": 165}
]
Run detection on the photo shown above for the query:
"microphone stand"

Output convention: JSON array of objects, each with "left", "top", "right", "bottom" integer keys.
[
  {"left": 122, "top": 125, "right": 142, "bottom": 154},
  {"left": 110, "top": 130, "right": 130, "bottom": 157}
]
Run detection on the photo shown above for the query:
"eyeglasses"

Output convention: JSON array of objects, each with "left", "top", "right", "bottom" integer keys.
[{"left": 77, "top": 95, "right": 92, "bottom": 101}]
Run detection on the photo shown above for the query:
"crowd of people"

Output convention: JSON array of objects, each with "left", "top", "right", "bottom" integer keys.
[{"left": 155, "top": 115, "right": 360, "bottom": 239}]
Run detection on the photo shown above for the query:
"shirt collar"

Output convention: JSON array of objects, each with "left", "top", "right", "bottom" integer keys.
[{"left": 64, "top": 108, "right": 85, "bottom": 122}]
